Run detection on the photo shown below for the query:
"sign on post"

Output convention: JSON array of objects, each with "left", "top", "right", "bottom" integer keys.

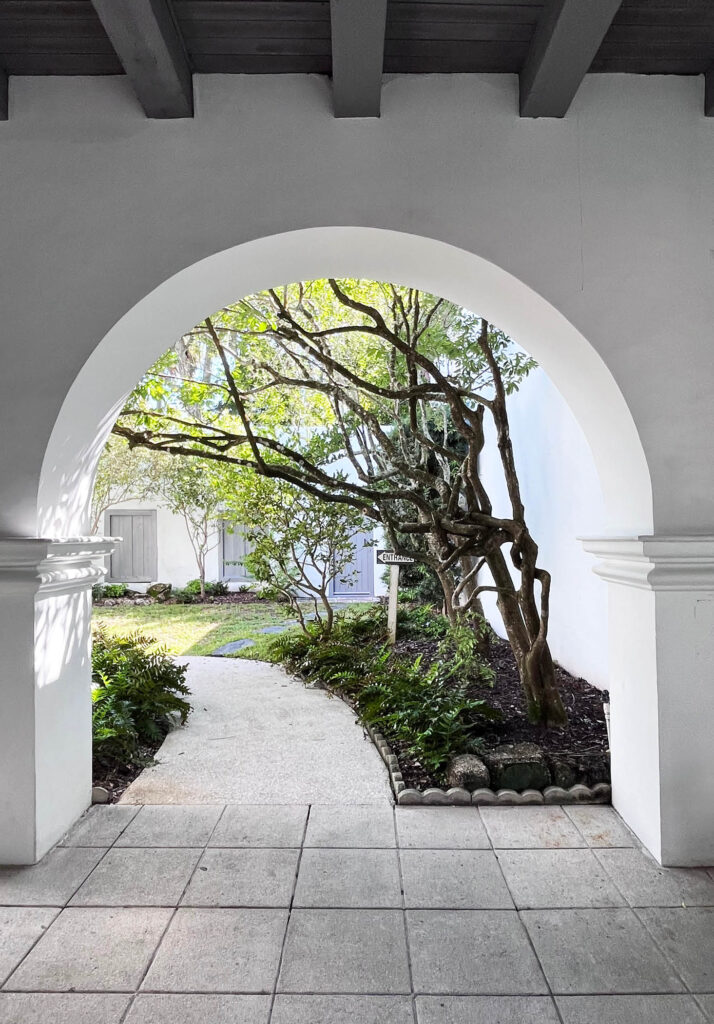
[
  {"left": 377, "top": 550, "right": 415, "bottom": 643},
  {"left": 377, "top": 550, "right": 416, "bottom": 566}
]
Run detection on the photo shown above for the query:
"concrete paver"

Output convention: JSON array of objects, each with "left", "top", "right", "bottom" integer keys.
[
  {"left": 125, "top": 993, "right": 271, "bottom": 1023},
  {"left": 59, "top": 806, "right": 140, "bottom": 847},
  {"left": 563, "top": 806, "right": 637, "bottom": 848},
  {"left": 70, "top": 848, "right": 202, "bottom": 907},
  {"left": 595, "top": 848, "right": 714, "bottom": 907},
  {"left": 521, "top": 908, "right": 685, "bottom": 994},
  {"left": 293, "top": 848, "right": 402, "bottom": 908},
  {"left": 142, "top": 908, "right": 287, "bottom": 993},
  {"left": 209, "top": 805, "right": 308, "bottom": 848},
  {"left": 271, "top": 995, "right": 413, "bottom": 1023},
  {"left": 115, "top": 805, "right": 223, "bottom": 847},
  {"left": 407, "top": 909, "right": 548, "bottom": 994},
  {"left": 638, "top": 907, "right": 714, "bottom": 992},
  {"left": 496, "top": 848, "right": 625, "bottom": 909},
  {"left": 277, "top": 909, "right": 411, "bottom": 993},
  {"left": 481, "top": 806, "right": 584, "bottom": 849},
  {"left": 0, "top": 848, "right": 104, "bottom": 906},
  {"left": 4, "top": 907, "right": 172, "bottom": 992},
  {"left": 181, "top": 848, "right": 299, "bottom": 907},
  {"left": 415, "top": 995, "right": 560, "bottom": 1022},
  {"left": 395, "top": 807, "right": 489, "bottom": 849},
  {"left": 0, "top": 908, "right": 58, "bottom": 985},
  {"left": 400, "top": 850, "right": 513, "bottom": 909},
  {"left": 555, "top": 994, "right": 709, "bottom": 1023},
  {"left": 0, "top": 993, "right": 131, "bottom": 1023},
  {"left": 304, "top": 805, "right": 396, "bottom": 848}
]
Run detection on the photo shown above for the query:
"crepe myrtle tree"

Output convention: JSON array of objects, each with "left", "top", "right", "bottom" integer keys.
[
  {"left": 115, "top": 279, "right": 566, "bottom": 727},
  {"left": 157, "top": 458, "right": 228, "bottom": 600},
  {"left": 229, "top": 474, "right": 369, "bottom": 633}
]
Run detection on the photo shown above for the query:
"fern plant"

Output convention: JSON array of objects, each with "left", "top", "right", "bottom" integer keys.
[{"left": 92, "top": 626, "right": 192, "bottom": 768}]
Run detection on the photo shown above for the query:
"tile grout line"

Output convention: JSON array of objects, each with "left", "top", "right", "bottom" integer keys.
[
  {"left": 393, "top": 804, "right": 418, "bottom": 1023},
  {"left": 0, "top": 824, "right": 127, "bottom": 992},
  {"left": 117, "top": 802, "right": 229, "bottom": 1024},
  {"left": 631, "top": 904, "right": 697, "bottom": 997},
  {"left": 515, "top": 908, "right": 567, "bottom": 1024},
  {"left": 266, "top": 803, "right": 312, "bottom": 1023},
  {"left": 0, "top": 905, "right": 62, "bottom": 991}
]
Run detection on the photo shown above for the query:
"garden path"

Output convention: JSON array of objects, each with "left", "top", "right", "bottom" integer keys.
[{"left": 119, "top": 657, "right": 392, "bottom": 805}]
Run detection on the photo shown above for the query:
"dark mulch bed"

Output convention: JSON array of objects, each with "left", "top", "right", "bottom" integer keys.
[
  {"left": 93, "top": 744, "right": 161, "bottom": 803},
  {"left": 390, "top": 634, "right": 610, "bottom": 792}
]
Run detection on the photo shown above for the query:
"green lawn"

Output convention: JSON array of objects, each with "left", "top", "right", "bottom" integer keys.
[
  {"left": 92, "top": 601, "right": 300, "bottom": 656},
  {"left": 92, "top": 600, "right": 374, "bottom": 658}
]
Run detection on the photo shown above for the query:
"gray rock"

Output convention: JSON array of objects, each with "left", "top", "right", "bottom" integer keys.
[
  {"left": 260, "top": 624, "right": 290, "bottom": 634},
  {"left": 91, "top": 786, "right": 109, "bottom": 804},
  {"left": 446, "top": 753, "right": 491, "bottom": 790},
  {"left": 147, "top": 582, "right": 172, "bottom": 600},
  {"left": 547, "top": 756, "right": 578, "bottom": 789},
  {"left": 482, "top": 742, "right": 551, "bottom": 791},
  {"left": 211, "top": 639, "right": 256, "bottom": 656}
]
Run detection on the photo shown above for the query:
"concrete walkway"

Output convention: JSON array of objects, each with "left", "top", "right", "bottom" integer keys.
[
  {"left": 0, "top": 804, "right": 713, "bottom": 1022},
  {"left": 120, "top": 657, "right": 392, "bottom": 805}
]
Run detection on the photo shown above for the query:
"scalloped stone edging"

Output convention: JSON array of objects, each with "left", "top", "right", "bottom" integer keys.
[{"left": 364, "top": 722, "right": 611, "bottom": 807}]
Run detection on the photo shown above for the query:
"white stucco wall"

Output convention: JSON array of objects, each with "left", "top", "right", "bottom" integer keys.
[
  {"left": 479, "top": 368, "right": 608, "bottom": 690},
  {"left": 1, "top": 72, "right": 713, "bottom": 865},
  {"left": 102, "top": 499, "right": 222, "bottom": 590},
  {"left": 102, "top": 498, "right": 386, "bottom": 597}
]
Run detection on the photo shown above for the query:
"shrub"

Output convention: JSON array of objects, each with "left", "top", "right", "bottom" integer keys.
[
  {"left": 184, "top": 578, "right": 228, "bottom": 597},
  {"left": 170, "top": 587, "right": 197, "bottom": 604},
  {"left": 91, "top": 626, "right": 192, "bottom": 768},
  {"left": 92, "top": 582, "right": 128, "bottom": 601}
]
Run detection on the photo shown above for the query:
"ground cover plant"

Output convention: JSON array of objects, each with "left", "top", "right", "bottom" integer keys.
[
  {"left": 91, "top": 626, "right": 192, "bottom": 796},
  {"left": 268, "top": 605, "right": 610, "bottom": 790}
]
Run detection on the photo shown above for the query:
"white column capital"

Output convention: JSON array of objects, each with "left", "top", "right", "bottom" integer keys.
[
  {"left": 580, "top": 535, "right": 714, "bottom": 591},
  {"left": 0, "top": 536, "right": 117, "bottom": 597}
]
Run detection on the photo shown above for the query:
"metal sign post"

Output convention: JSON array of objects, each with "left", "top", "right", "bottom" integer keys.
[{"left": 376, "top": 550, "right": 415, "bottom": 645}]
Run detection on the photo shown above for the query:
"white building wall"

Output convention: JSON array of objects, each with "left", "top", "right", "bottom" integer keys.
[
  {"left": 102, "top": 497, "right": 386, "bottom": 597},
  {"left": 479, "top": 369, "right": 608, "bottom": 690},
  {"left": 103, "top": 499, "right": 221, "bottom": 590}
]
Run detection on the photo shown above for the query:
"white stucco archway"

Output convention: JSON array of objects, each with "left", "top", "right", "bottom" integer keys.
[
  {"left": 38, "top": 227, "right": 652, "bottom": 538},
  {"left": 9, "top": 225, "right": 710, "bottom": 869}
]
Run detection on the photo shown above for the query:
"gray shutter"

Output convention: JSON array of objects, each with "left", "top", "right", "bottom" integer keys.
[{"left": 108, "top": 511, "right": 157, "bottom": 582}]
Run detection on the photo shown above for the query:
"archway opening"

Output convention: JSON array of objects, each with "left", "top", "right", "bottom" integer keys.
[{"left": 24, "top": 226, "right": 662, "bottom": 864}]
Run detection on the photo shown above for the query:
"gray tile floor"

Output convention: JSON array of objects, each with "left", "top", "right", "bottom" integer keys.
[{"left": 0, "top": 804, "right": 712, "bottom": 1023}]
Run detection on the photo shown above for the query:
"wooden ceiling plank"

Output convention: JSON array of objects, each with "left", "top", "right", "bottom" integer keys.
[
  {"left": 520, "top": 0, "right": 623, "bottom": 117},
  {"left": 330, "top": 0, "right": 387, "bottom": 117},
  {"left": 90, "top": 0, "right": 193, "bottom": 117}
]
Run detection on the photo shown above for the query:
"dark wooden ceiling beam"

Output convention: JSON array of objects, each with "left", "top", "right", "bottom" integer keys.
[
  {"left": 90, "top": 0, "right": 193, "bottom": 118},
  {"left": 330, "top": 0, "right": 387, "bottom": 117},
  {"left": 706, "top": 67, "right": 714, "bottom": 116},
  {"left": 520, "top": 0, "right": 623, "bottom": 117}
]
